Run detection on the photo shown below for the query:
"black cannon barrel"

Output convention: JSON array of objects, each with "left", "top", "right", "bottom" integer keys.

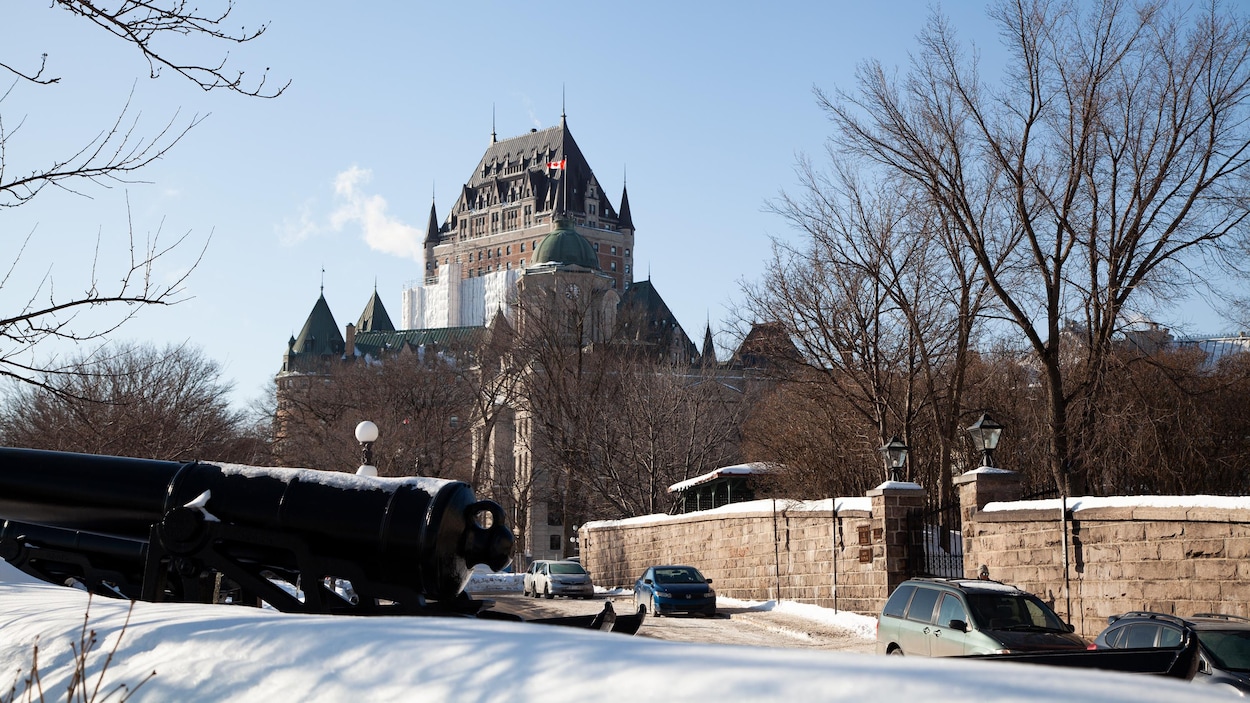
[
  {"left": 0, "top": 447, "right": 513, "bottom": 600},
  {"left": 0, "top": 447, "right": 182, "bottom": 535}
]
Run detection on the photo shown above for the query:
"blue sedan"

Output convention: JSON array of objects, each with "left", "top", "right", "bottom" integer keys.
[{"left": 633, "top": 565, "right": 716, "bottom": 617}]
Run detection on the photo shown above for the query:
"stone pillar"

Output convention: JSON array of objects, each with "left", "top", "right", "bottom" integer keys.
[
  {"left": 954, "top": 468, "right": 1021, "bottom": 580},
  {"left": 867, "top": 481, "right": 926, "bottom": 597}
]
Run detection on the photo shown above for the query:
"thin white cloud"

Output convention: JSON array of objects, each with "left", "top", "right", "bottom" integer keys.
[
  {"left": 330, "top": 166, "right": 423, "bottom": 261},
  {"left": 277, "top": 198, "right": 321, "bottom": 245}
]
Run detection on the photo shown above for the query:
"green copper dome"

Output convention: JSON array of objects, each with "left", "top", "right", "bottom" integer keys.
[{"left": 532, "top": 215, "right": 599, "bottom": 270}]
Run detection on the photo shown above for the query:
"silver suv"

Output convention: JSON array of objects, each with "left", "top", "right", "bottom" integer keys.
[{"left": 876, "top": 578, "right": 1086, "bottom": 656}]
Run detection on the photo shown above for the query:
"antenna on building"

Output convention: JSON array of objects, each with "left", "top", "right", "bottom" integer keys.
[
  {"left": 320, "top": 266, "right": 325, "bottom": 296},
  {"left": 491, "top": 103, "right": 497, "bottom": 144}
]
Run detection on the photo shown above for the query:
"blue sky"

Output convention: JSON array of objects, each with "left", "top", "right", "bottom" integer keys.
[{"left": 0, "top": 2, "right": 1230, "bottom": 411}]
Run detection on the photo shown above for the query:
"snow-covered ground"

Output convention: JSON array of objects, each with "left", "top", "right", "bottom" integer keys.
[{"left": 0, "top": 562, "right": 1235, "bottom": 702}]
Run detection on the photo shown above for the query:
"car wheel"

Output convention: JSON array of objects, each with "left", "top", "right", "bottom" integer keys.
[
  {"left": 543, "top": 585, "right": 553, "bottom": 599},
  {"left": 888, "top": 647, "right": 904, "bottom": 656}
]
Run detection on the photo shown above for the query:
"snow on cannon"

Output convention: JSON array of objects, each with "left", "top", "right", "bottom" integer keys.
[{"left": 0, "top": 446, "right": 513, "bottom": 617}]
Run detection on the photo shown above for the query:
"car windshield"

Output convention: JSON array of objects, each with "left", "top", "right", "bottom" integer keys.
[
  {"left": 1198, "top": 630, "right": 1250, "bottom": 671},
  {"left": 654, "top": 567, "right": 704, "bottom": 585},
  {"left": 549, "top": 563, "right": 586, "bottom": 575},
  {"left": 966, "top": 593, "right": 1067, "bottom": 632}
]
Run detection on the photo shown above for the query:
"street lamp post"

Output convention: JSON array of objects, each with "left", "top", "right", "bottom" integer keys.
[
  {"left": 878, "top": 436, "right": 909, "bottom": 482},
  {"left": 355, "top": 420, "right": 379, "bottom": 477},
  {"left": 965, "top": 414, "right": 1005, "bottom": 468}
]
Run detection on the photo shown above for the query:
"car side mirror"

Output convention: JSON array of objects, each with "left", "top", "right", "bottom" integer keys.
[
  {"left": 706, "top": 578, "right": 713, "bottom": 584},
  {"left": 1064, "top": 623, "right": 1075, "bottom": 633},
  {"left": 644, "top": 578, "right": 653, "bottom": 585},
  {"left": 948, "top": 619, "right": 969, "bottom": 632}
]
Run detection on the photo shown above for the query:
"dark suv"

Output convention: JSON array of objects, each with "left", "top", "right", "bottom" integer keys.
[
  {"left": 876, "top": 578, "right": 1086, "bottom": 656},
  {"left": 1093, "top": 612, "right": 1250, "bottom": 695}
]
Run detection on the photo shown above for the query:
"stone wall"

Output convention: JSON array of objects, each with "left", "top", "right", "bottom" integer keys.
[
  {"left": 582, "top": 469, "right": 1250, "bottom": 637},
  {"left": 580, "top": 490, "right": 919, "bottom": 616},
  {"left": 958, "top": 469, "right": 1250, "bottom": 639}
]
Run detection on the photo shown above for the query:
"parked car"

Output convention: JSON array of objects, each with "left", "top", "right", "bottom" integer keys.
[
  {"left": 633, "top": 565, "right": 716, "bottom": 617},
  {"left": 523, "top": 559, "right": 594, "bottom": 599},
  {"left": 1092, "top": 611, "right": 1250, "bottom": 695},
  {"left": 876, "top": 577, "right": 1085, "bottom": 656}
]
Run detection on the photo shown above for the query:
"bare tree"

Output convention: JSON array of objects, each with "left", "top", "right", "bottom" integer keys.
[
  {"left": 822, "top": 0, "right": 1250, "bottom": 492},
  {"left": 1, "top": 1, "right": 284, "bottom": 392},
  {"left": 585, "top": 360, "right": 745, "bottom": 518},
  {"left": 762, "top": 157, "right": 995, "bottom": 503},
  {"left": 0, "top": 341, "right": 257, "bottom": 461},
  {"left": 275, "top": 351, "right": 477, "bottom": 478}
]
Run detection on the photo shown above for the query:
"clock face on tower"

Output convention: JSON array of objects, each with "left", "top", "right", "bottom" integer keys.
[{"left": 564, "top": 283, "right": 581, "bottom": 299}]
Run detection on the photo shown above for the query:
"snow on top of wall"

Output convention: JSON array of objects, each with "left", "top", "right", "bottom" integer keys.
[
  {"left": 963, "top": 466, "right": 1016, "bottom": 475},
  {"left": 873, "top": 480, "right": 923, "bottom": 491},
  {"left": 582, "top": 497, "right": 871, "bottom": 531},
  {"left": 984, "top": 494, "right": 1250, "bottom": 513}
]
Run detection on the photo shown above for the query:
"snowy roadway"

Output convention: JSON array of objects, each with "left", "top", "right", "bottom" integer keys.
[{"left": 485, "top": 592, "right": 877, "bottom": 652}]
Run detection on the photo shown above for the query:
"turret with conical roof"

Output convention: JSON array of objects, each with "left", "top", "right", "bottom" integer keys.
[
  {"left": 280, "top": 292, "right": 346, "bottom": 376},
  {"left": 701, "top": 322, "right": 717, "bottom": 367},
  {"left": 356, "top": 288, "right": 395, "bottom": 332},
  {"left": 293, "top": 294, "right": 344, "bottom": 357},
  {"left": 618, "top": 182, "right": 634, "bottom": 232}
]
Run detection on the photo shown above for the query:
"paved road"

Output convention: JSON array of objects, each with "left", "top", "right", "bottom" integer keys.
[{"left": 481, "top": 592, "right": 876, "bottom": 654}]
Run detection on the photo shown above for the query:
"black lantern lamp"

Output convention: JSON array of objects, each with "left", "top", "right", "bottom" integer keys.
[
  {"left": 966, "top": 413, "right": 1004, "bottom": 468},
  {"left": 878, "top": 436, "right": 909, "bottom": 482},
  {"left": 355, "top": 420, "right": 379, "bottom": 477}
]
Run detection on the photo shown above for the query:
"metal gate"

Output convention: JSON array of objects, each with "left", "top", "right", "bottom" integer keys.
[{"left": 906, "top": 498, "right": 964, "bottom": 578}]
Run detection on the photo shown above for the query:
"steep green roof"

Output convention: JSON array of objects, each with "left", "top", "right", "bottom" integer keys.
[
  {"left": 292, "top": 294, "right": 345, "bottom": 357},
  {"left": 356, "top": 290, "right": 395, "bottom": 332}
]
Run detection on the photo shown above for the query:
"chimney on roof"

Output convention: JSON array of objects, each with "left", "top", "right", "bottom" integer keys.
[{"left": 345, "top": 323, "right": 356, "bottom": 358}]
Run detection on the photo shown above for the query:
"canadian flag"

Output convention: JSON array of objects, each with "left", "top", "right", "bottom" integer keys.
[{"left": 546, "top": 159, "right": 566, "bottom": 170}]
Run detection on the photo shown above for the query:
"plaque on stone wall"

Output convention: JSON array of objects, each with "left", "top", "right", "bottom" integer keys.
[
  {"left": 858, "top": 548, "right": 873, "bottom": 563},
  {"left": 858, "top": 526, "right": 870, "bottom": 544}
]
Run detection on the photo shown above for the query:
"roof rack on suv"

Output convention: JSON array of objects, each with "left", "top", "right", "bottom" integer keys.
[
  {"left": 1192, "top": 613, "right": 1250, "bottom": 623},
  {"left": 910, "top": 577, "right": 1012, "bottom": 588},
  {"left": 1107, "top": 611, "right": 1189, "bottom": 627}
]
